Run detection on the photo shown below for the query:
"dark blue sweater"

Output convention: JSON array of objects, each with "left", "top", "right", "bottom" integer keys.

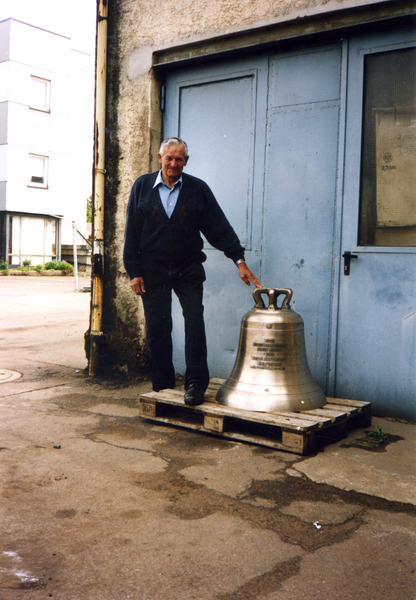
[{"left": 123, "top": 172, "right": 245, "bottom": 280}]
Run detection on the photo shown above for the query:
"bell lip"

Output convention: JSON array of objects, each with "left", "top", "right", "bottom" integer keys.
[
  {"left": 216, "top": 384, "right": 327, "bottom": 413},
  {"left": 218, "top": 376, "right": 323, "bottom": 392}
]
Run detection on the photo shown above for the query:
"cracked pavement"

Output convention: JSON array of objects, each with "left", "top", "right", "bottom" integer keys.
[{"left": 0, "top": 277, "right": 415, "bottom": 599}]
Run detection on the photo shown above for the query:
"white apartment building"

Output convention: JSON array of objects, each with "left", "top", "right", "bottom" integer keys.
[{"left": 0, "top": 18, "right": 94, "bottom": 266}]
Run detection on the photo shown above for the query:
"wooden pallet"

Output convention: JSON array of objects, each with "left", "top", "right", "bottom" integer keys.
[{"left": 138, "top": 378, "right": 371, "bottom": 455}]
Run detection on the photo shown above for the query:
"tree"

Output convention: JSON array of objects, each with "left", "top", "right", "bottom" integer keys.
[{"left": 86, "top": 195, "right": 93, "bottom": 223}]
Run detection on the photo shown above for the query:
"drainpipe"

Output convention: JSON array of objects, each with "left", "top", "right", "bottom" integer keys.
[{"left": 89, "top": 0, "right": 108, "bottom": 376}]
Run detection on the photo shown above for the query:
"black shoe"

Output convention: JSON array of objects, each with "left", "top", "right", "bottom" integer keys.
[{"left": 184, "top": 383, "right": 205, "bottom": 406}]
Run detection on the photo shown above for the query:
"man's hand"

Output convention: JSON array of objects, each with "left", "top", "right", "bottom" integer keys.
[
  {"left": 130, "top": 277, "right": 146, "bottom": 295},
  {"left": 237, "top": 263, "right": 262, "bottom": 288}
]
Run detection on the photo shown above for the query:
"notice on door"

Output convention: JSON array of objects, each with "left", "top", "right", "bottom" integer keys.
[{"left": 375, "top": 110, "right": 416, "bottom": 227}]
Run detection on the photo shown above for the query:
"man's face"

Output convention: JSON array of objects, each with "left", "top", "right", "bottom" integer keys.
[{"left": 158, "top": 144, "right": 188, "bottom": 185}]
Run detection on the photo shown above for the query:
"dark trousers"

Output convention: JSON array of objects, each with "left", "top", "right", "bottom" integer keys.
[{"left": 141, "top": 259, "right": 209, "bottom": 392}]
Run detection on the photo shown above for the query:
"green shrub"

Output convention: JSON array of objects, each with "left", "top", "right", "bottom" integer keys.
[
  {"left": 44, "top": 260, "right": 73, "bottom": 273},
  {"left": 45, "top": 261, "right": 58, "bottom": 270},
  {"left": 55, "top": 261, "right": 74, "bottom": 272},
  {"left": 22, "top": 258, "right": 32, "bottom": 267},
  {"left": 34, "top": 264, "right": 44, "bottom": 272},
  {"left": 0, "top": 259, "right": 9, "bottom": 271}
]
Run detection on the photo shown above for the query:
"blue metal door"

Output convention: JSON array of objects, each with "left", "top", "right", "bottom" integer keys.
[
  {"left": 162, "top": 30, "right": 415, "bottom": 419},
  {"left": 335, "top": 31, "right": 416, "bottom": 420},
  {"left": 163, "top": 58, "right": 268, "bottom": 378},
  {"left": 262, "top": 45, "right": 345, "bottom": 393}
]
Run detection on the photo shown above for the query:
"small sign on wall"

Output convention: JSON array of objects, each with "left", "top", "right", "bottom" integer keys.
[{"left": 375, "top": 109, "right": 416, "bottom": 228}]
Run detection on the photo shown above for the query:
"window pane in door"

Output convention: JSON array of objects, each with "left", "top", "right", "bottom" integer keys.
[
  {"left": 45, "top": 218, "right": 56, "bottom": 260},
  {"left": 11, "top": 216, "right": 20, "bottom": 265},
  {"left": 21, "top": 217, "right": 44, "bottom": 256},
  {"left": 359, "top": 47, "right": 416, "bottom": 247}
]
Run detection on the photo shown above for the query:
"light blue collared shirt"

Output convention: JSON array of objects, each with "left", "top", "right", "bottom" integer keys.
[{"left": 153, "top": 170, "right": 182, "bottom": 218}]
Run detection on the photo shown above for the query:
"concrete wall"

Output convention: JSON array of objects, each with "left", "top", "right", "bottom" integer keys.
[{"left": 101, "top": 0, "right": 412, "bottom": 375}]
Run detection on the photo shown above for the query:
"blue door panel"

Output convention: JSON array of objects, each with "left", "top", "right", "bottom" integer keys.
[
  {"left": 335, "top": 254, "right": 416, "bottom": 416},
  {"left": 178, "top": 76, "right": 255, "bottom": 247},
  {"left": 269, "top": 47, "right": 342, "bottom": 106},
  {"left": 263, "top": 47, "right": 342, "bottom": 390}
]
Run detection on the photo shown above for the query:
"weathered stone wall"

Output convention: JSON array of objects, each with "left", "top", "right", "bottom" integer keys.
[{"left": 101, "top": 0, "right": 393, "bottom": 375}]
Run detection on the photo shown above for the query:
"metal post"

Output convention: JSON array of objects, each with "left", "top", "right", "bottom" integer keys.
[
  {"left": 89, "top": 0, "right": 108, "bottom": 375},
  {"left": 72, "top": 221, "right": 79, "bottom": 292}
]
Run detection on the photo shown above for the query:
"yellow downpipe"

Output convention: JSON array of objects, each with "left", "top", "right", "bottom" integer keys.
[{"left": 89, "top": 0, "right": 108, "bottom": 375}]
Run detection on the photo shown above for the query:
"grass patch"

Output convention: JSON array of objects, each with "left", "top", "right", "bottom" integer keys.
[{"left": 352, "top": 425, "right": 390, "bottom": 449}]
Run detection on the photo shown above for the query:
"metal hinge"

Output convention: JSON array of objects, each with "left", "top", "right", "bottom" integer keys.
[{"left": 160, "top": 85, "right": 166, "bottom": 112}]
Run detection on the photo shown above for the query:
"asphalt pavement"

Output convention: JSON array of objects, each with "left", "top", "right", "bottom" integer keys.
[{"left": 0, "top": 275, "right": 415, "bottom": 600}]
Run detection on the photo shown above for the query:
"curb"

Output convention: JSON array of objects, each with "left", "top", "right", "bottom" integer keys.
[{"left": 1, "top": 271, "right": 71, "bottom": 277}]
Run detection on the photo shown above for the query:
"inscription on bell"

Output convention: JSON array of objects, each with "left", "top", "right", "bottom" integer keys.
[{"left": 251, "top": 338, "right": 287, "bottom": 370}]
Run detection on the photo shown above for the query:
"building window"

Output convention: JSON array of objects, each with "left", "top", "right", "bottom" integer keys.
[
  {"left": 29, "top": 154, "right": 48, "bottom": 187},
  {"left": 30, "top": 76, "right": 51, "bottom": 112},
  {"left": 359, "top": 46, "right": 416, "bottom": 247}
]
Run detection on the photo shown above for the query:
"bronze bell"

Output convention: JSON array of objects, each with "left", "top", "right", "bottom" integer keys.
[{"left": 216, "top": 287, "right": 326, "bottom": 413}]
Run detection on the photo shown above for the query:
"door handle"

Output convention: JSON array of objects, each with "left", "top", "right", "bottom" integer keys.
[{"left": 342, "top": 251, "right": 358, "bottom": 276}]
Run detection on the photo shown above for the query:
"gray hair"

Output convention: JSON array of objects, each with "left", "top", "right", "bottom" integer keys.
[{"left": 159, "top": 137, "right": 188, "bottom": 158}]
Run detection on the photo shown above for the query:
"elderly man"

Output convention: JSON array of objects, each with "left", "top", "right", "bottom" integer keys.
[{"left": 123, "top": 137, "right": 261, "bottom": 406}]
